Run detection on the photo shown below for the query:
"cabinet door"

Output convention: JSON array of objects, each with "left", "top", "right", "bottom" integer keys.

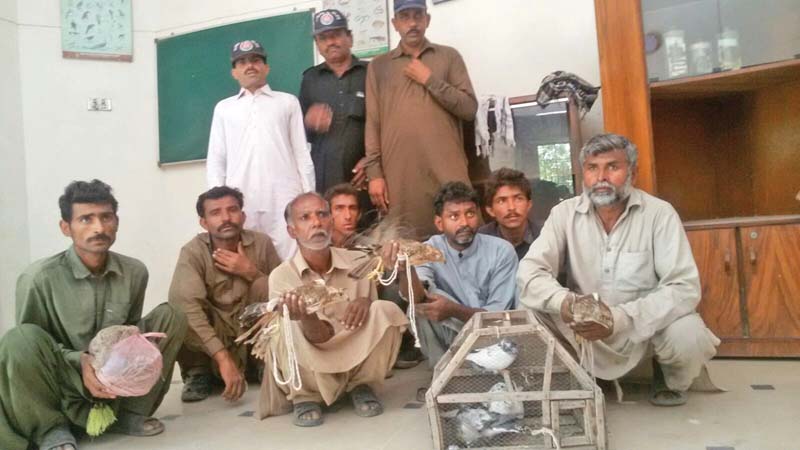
[
  {"left": 740, "top": 224, "right": 800, "bottom": 338},
  {"left": 686, "top": 228, "right": 744, "bottom": 337}
]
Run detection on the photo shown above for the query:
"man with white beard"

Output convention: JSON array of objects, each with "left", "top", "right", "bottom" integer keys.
[{"left": 517, "top": 133, "right": 719, "bottom": 407}]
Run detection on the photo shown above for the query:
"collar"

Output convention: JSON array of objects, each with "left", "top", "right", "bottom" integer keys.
[
  {"left": 318, "top": 56, "right": 367, "bottom": 74},
  {"left": 198, "top": 229, "right": 257, "bottom": 248},
  {"left": 483, "top": 219, "right": 536, "bottom": 245},
  {"left": 439, "top": 232, "right": 481, "bottom": 260},
  {"left": 292, "top": 246, "right": 353, "bottom": 276},
  {"left": 575, "top": 187, "right": 644, "bottom": 215},
  {"left": 237, "top": 84, "right": 273, "bottom": 99},
  {"left": 66, "top": 245, "right": 122, "bottom": 279},
  {"left": 389, "top": 39, "right": 435, "bottom": 59},
  {"left": 522, "top": 218, "right": 537, "bottom": 244}
]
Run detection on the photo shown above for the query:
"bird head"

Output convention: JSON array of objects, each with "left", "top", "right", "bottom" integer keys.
[{"left": 499, "top": 338, "right": 519, "bottom": 356}]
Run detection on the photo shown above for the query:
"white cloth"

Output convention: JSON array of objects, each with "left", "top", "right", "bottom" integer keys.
[
  {"left": 517, "top": 188, "right": 719, "bottom": 382},
  {"left": 207, "top": 85, "right": 315, "bottom": 260},
  {"left": 474, "top": 95, "right": 515, "bottom": 157}
]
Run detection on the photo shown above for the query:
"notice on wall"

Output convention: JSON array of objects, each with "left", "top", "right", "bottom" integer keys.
[
  {"left": 61, "top": 0, "right": 133, "bottom": 62},
  {"left": 322, "top": 0, "right": 390, "bottom": 58}
]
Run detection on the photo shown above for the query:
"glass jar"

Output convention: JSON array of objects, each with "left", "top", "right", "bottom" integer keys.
[
  {"left": 690, "top": 41, "right": 714, "bottom": 75},
  {"left": 664, "top": 29, "right": 689, "bottom": 78},
  {"left": 717, "top": 28, "right": 742, "bottom": 71}
]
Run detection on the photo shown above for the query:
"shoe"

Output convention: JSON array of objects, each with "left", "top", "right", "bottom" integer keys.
[
  {"left": 181, "top": 372, "right": 212, "bottom": 402},
  {"left": 394, "top": 347, "right": 424, "bottom": 369}
]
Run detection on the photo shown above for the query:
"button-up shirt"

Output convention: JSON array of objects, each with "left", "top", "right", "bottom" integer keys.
[
  {"left": 299, "top": 58, "right": 368, "bottom": 193},
  {"left": 478, "top": 218, "right": 541, "bottom": 260},
  {"left": 416, "top": 233, "right": 518, "bottom": 323},
  {"left": 206, "top": 84, "right": 315, "bottom": 259},
  {"left": 16, "top": 246, "right": 148, "bottom": 370},
  {"left": 517, "top": 188, "right": 703, "bottom": 379},
  {"left": 168, "top": 229, "right": 281, "bottom": 356}
]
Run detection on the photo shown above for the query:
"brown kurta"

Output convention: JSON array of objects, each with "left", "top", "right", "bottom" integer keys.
[
  {"left": 259, "top": 247, "right": 408, "bottom": 418},
  {"left": 168, "top": 229, "right": 281, "bottom": 368},
  {"left": 365, "top": 40, "right": 478, "bottom": 239}
]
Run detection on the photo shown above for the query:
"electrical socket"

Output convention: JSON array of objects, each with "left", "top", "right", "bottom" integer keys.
[{"left": 87, "top": 98, "right": 112, "bottom": 111}]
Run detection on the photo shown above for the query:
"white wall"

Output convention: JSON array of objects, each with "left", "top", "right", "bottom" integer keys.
[
  {"left": 7, "top": 0, "right": 602, "bottom": 318},
  {"left": 0, "top": 0, "right": 27, "bottom": 334}
]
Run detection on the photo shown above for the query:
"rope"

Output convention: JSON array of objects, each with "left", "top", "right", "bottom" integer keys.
[
  {"left": 374, "top": 253, "right": 420, "bottom": 348},
  {"left": 527, "top": 426, "right": 561, "bottom": 449},
  {"left": 271, "top": 304, "right": 302, "bottom": 391}
]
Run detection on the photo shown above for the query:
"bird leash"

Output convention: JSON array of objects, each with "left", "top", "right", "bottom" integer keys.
[
  {"left": 271, "top": 303, "right": 303, "bottom": 391},
  {"left": 374, "top": 253, "right": 421, "bottom": 348}
]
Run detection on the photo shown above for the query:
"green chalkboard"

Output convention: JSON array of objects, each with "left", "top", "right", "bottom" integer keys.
[{"left": 156, "top": 11, "right": 314, "bottom": 165}]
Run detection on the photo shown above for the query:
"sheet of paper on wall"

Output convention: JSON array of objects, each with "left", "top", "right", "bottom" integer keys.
[
  {"left": 61, "top": 0, "right": 133, "bottom": 62},
  {"left": 322, "top": 0, "right": 389, "bottom": 59}
]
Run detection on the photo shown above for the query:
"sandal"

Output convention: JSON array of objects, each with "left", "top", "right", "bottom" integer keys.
[
  {"left": 649, "top": 359, "right": 688, "bottom": 407},
  {"left": 39, "top": 424, "right": 77, "bottom": 450},
  {"left": 108, "top": 412, "right": 165, "bottom": 436},
  {"left": 181, "top": 372, "right": 212, "bottom": 402},
  {"left": 293, "top": 401, "right": 323, "bottom": 427},
  {"left": 350, "top": 385, "right": 383, "bottom": 418}
]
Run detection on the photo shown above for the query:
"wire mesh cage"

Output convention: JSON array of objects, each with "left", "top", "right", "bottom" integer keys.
[{"left": 426, "top": 309, "right": 607, "bottom": 450}]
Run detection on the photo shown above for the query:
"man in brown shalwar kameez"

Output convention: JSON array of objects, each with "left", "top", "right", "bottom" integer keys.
[
  {"left": 364, "top": 0, "right": 478, "bottom": 239},
  {"left": 259, "top": 192, "right": 408, "bottom": 427},
  {"left": 169, "top": 186, "right": 281, "bottom": 403}
]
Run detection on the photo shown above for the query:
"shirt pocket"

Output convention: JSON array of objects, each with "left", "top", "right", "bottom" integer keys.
[
  {"left": 615, "top": 251, "right": 657, "bottom": 293},
  {"left": 345, "top": 94, "right": 366, "bottom": 121}
]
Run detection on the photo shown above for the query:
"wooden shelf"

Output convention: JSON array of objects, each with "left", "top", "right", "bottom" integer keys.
[
  {"left": 684, "top": 215, "right": 800, "bottom": 231},
  {"left": 650, "top": 58, "right": 800, "bottom": 100}
]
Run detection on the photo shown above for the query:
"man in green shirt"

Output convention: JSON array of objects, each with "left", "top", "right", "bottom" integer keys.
[{"left": 0, "top": 180, "right": 187, "bottom": 450}]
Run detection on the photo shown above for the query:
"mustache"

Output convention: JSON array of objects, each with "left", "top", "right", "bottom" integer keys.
[
  {"left": 591, "top": 181, "right": 614, "bottom": 192},
  {"left": 456, "top": 226, "right": 474, "bottom": 235},
  {"left": 89, "top": 234, "right": 111, "bottom": 242},
  {"left": 217, "top": 222, "right": 239, "bottom": 232},
  {"left": 503, "top": 212, "right": 521, "bottom": 220}
]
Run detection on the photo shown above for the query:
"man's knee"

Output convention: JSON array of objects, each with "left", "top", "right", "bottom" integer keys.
[
  {"left": 0, "top": 324, "right": 56, "bottom": 366},
  {"left": 655, "top": 314, "right": 718, "bottom": 363}
]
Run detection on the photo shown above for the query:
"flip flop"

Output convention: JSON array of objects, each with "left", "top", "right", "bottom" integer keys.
[
  {"left": 293, "top": 401, "right": 323, "bottom": 427},
  {"left": 108, "top": 413, "right": 165, "bottom": 436},
  {"left": 350, "top": 385, "right": 383, "bottom": 418},
  {"left": 649, "top": 359, "right": 688, "bottom": 407},
  {"left": 39, "top": 424, "right": 77, "bottom": 450}
]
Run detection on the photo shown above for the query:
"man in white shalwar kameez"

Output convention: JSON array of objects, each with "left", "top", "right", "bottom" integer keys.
[
  {"left": 518, "top": 133, "right": 720, "bottom": 407},
  {"left": 207, "top": 39, "right": 315, "bottom": 260}
]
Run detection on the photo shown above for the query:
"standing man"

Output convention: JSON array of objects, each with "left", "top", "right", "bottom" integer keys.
[
  {"left": 479, "top": 168, "right": 541, "bottom": 260},
  {"left": 0, "top": 180, "right": 187, "bottom": 450},
  {"left": 365, "top": 0, "right": 478, "bottom": 239},
  {"left": 207, "top": 39, "right": 315, "bottom": 261},
  {"left": 518, "top": 134, "right": 719, "bottom": 406},
  {"left": 169, "top": 186, "right": 281, "bottom": 403},
  {"left": 300, "top": 10, "right": 370, "bottom": 201}
]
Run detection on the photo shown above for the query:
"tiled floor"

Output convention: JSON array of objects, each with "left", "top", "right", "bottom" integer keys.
[{"left": 82, "top": 359, "right": 800, "bottom": 450}]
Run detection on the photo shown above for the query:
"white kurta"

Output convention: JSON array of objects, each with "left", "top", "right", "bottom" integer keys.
[{"left": 207, "top": 85, "right": 315, "bottom": 261}]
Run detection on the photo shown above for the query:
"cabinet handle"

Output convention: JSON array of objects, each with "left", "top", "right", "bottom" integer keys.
[
  {"left": 724, "top": 252, "right": 732, "bottom": 273},
  {"left": 750, "top": 250, "right": 757, "bottom": 265}
]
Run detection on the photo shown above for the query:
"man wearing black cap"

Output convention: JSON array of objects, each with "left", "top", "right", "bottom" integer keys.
[
  {"left": 364, "top": 0, "right": 477, "bottom": 240},
  {"left": 207, "top": 39, "right": 315, "bottom": 262},
  {"left": 300, "top": 10, "right": 370, "bottom": 199}
]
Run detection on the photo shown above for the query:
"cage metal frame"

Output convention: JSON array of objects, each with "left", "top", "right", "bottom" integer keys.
[{"left": 425, "top": 309, "right": 607, "bottom": 450}]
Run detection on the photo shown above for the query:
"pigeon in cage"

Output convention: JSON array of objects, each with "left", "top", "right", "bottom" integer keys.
[
  {"left": 445, "top": 406, "right": 526, "bottom": 446},
  {"left": 484, "top": 381, "right": 524, "bottom": 418},
  {"left": 465, "top": 338, "right": 519, "bottom": 372}
]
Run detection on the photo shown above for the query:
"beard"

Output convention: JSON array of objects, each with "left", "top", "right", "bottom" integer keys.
[
  {"left": 452, "top": 225, "right": 476, "bottom": 246},
  {"left": 298, "top": 229, "right": 332, "bottom": 251},
  {"left": 587, "top": 174, "right": 633, "bottom": 207}
]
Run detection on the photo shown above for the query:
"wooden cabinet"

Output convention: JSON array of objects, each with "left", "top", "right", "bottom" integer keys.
[{"left": 686, "top": 216, "right": 800, "bottom": 357}]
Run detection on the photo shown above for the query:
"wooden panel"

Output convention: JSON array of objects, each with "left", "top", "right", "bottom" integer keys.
[
  {"left": 651, "top": 96, "right": 754, "bottom": 220},
  {"left": 684, "top": 215, "right": 800, "bottom": 231},
  {"left": 593, "top": 0, "right": 656, "bottom": 194},
  {"left": 717, "top": 338, "right": 800, "bottom": 358},
  {"left": 650, "top": 59, "right": 800, "bottom": 100},
  {"left": 687, "top": 229, "right": 744, "bottom": 338},
  {"left": 750, "top": 80, "right": 800, "bottom": 216},
  {"left": 740, "top": 224, "right": 800, "bottom": 339}
]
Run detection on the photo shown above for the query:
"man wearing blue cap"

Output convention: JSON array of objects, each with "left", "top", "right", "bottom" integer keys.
[
  {"left": 300, "top": 10, "right": 371, "bottom": 201},
  {"left": 207, "top": 39, "right": 315, "bottom": 262},
  {"left": 364, "top": 0, "right": 477, "bottom": 240}
]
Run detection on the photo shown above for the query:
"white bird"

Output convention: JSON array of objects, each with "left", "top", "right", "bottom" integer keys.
[
  {"left": 484, "top": 381, "right": 524, "bottom": 417},
  {"left": 465, "top": 338, "right": 519, "bottom": 372}
]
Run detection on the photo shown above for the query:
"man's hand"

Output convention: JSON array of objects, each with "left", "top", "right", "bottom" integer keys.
[
  {"left": 80, "top": 353, "right": 116, "bottom": 399},
  {"left": 416, "top": 293, "right": 454, "bottom": 322},
  {"left": 368, "top": 178, "right": 389, "bottom": 213},
  {"left": 380, "top": 241, "right": 404, "bottom": 273},
  {"left": 403, "top": 58, "right": 432, "bottom": 86},
  {"left": 351, "top": 157, "right": 369, "bottom": 190},
  {"left": 277, "top": 292, "right": 314, "bottom": 321},
  {"left": 213, "top": 242, "right": 259, "bottom": 281},
  {"left": 341, "top": 297, "right": 371, "bottom": 331},
  {"left": 304, "top": 103, "right": 333, "bottom": 133},
  {"left": 213, "top": 350, "right": 245, "bottom": 402}
]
